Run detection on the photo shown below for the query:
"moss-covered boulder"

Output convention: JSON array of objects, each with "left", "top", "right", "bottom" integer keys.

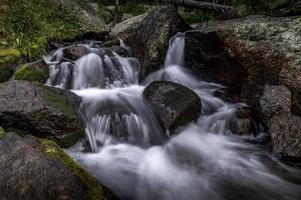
[
  {"left": 109, "top": 7, "right": 191, "bottom": 79},
  {"left": 143, "top": 81, "right": 202, "bottom": 132},
  {"left": 0, "top": 132, "right": 114, "bottom": 200},
  {"left": 0, "top": 80, "right": 84, "bottom": 147},
  {"left": 15, "top": 60, "right": 49, "bottom": 83},
  {"left": 0, "top": 49, "right": 21, "bottom": 82}
]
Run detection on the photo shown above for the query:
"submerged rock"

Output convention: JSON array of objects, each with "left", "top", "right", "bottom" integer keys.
[
  {"left": 229, "top": 107, "right": 257, "bottom": 136},
  {"left": 269, "top": 114, "right": 301, "bottom": 162},
  {"left": 143, "top": 81, "right": 202, "bottom": 132},
  {"left": 0, "top": 132, "right": 113, "bottom": 200},
  {"left": 109, "top": 8, "right": 191, "bottom": 79},
  {"left": 0, "top": 81, "right": 83, "bottom": 147}
]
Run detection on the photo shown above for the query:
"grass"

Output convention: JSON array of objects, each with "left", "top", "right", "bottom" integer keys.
[{"left": 0, "top": 0, "right": 82, "bottom": 60}]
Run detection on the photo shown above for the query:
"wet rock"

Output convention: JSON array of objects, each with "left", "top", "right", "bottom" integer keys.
[
  {"left": 189, "top": 16, "right": 301, "bottom": 116},
  {"left": 213, "top": 87, "right": 239, "bottom": 103},
  {"left": 269, "top": 114, "right": 301, "bottom": 162},
  {"left": 0, "top": 81, "right": 83, "bottom": 147},
  {"left": 0, "top": 132, "right": 112, "bottom": 200},
  {"left": 15, "top": 59, "right": 49, "bottom": 83},
  {"left": 143, "top": 81, "right": 202, "bottom": 131},
  {"left": 63, "top": 45, "right": 88, "bottom": 61},
  {"left": 108, "top": 45, "right": 130, "bottom": 57},
  {"left": 229, "top": 107, "right": 257, "bottom": 136},
  {"left": 259, "top": 85, "right": 291, "bottom": 123},
  {"left": 109, "top": 8, "right": 191, "bottom": 79},
  {"left": 0, "top": 49, "right": 21, "bottom": 82}
]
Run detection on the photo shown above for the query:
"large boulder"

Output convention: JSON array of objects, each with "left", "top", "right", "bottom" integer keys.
[
  {"left": 52, "top": 0, "right": 110, "bottom": 33},
  {"left": 186, "top": 16, "right": 301, "bottom": 116},
  {"left": 0, "top": 81, "right": 83, "bottom": 147},
  {"left": 269, "top": 114, "right": 301, "bottom": 162},
  {"left": 109, "top": 8, "right": 191, "bottom": 79},
  {"left": 0, "top": 132, "right": 114, "bottom": 200},
  {"left": 143, "top": 81, "right": 202, "bottom": 132},
  {"left": 259, "top": 85, "right": 291, "bottom": 123}
]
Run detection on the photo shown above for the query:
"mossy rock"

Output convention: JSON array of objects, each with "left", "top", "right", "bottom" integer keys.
[
  {"left": 15, "top": 60, "right": 49, "bottom": 83},
  {"left": 41, "top": 139, "right": 106, "bottom": 200},
  {"left": 0, "top": 132, "right": 115, "bottom": 199},
  {"left": 0, "top": 80, "right": 84, "bottom": 148},
  {"left": 0, "top": 49, "right": 21, "bottom": 82}
]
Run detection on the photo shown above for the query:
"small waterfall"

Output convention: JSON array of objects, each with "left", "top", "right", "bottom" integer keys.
[{"left": 45, "top": 34, "right": 301, "bottom": 200}]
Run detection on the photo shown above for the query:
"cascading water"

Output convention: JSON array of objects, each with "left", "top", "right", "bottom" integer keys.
[{"left": 45, "top": 34, "right": 301, "bottom": 200}]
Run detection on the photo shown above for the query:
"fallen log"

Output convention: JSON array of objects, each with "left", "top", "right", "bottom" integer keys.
[{"left": 167, "top": 0, "right": 233, "bottom": 13}]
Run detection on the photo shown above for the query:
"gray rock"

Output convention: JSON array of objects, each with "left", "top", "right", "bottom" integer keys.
[
  {"left": 143, "top": 81, "right": 202, "bottom": 132},
  {"left": 259, "top": 85, "right": 291, "bottom": 123},
  {"left": 229, "top": 108, "right": 257, "bottom": 136},
  {"left": 109, "top": 8, "right": 191, "bottom": 79},
  {"left": 63, "top": 45, "right": 88, "bottom": 60},
  {"left": 52, "top": 0, "right": 109, "bottom": 32},
  {"left": 0, "top": 132, "right": 112, "bottom": 200},
  {"left": 189, "top": 16, "right": 301, "bottom": 116},
  {"left": 0, "top": 81, "right": 84, "bottom": 147},
  {"left": 269, "top": 114, "right": 301, "bottom": 162}
]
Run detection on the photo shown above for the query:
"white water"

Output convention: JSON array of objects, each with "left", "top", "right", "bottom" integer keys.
[{"left": 46, "top": 34, "right": 301, "bottom": 200}]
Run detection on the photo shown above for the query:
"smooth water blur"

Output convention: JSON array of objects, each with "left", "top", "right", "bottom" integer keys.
[{"left": 45, "top": 34, "right": 301, "bottom": 200}]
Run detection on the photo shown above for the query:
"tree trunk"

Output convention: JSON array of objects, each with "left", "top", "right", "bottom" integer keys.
[{"left": 167, "top": 0, "right": 233, "bottom": 13}]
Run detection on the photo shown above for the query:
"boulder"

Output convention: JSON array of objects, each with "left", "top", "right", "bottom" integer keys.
[
  {"left": 143, "top": 81, "right": 202, "bottom": 131},
  {"left": 269, "top": 114, "right": 301, "bottom": 162},
  {"left": 0, "top": 81, "right": 83, "bottom": 147},
  {"left": 187, "top": 16, "right": 301, "bottom": 116},
  {"left": 15, "top": 59, "right": 49, "bottom": 83},
  {"left": 0, "top": 49, "right": 21, "bottom": 82},
  {"left": 0, "top": 132, "right": 114, "bottom": 200},
  {"left": 109, "top": 8, "right": 191, "bottom": 79},
  {"left": 259, "top": 85, "right": 291, "bottom": 123},
  {"left": 52, "top": 0, "right": 110, "bottom": 33},
  {"left": 63, "top": 45, "right": 89, "bottom": 61}
]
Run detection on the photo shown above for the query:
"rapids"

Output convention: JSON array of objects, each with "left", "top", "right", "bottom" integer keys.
[{"left": 45, "top": 33, "right": 301, "bottom": 200}]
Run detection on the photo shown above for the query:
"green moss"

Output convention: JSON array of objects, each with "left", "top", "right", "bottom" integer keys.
[
  {"left": 39, "top": 85, "right": 76, "bottom": 118},
  {"left": 15, "top": 64, "right": 49, "bottom": 83},
  {"left": 55, "top": 131, "right": 83, "bottom": 149},
  {"left": 0, "top": 127, "right": 5, "bottom": 140},
  {"left": 0, "top": 49, "right": 21, "bottom": 82},
  {"left": 41, "top": 139, "right": 105, "bottom": 200},
  {"left": 0, "top": 0, "right": 82, "bottom": 59}
]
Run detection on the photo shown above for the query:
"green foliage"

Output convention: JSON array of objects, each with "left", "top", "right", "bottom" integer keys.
[
  {"left": 120, "top": 2, "right": 148, "bottom": 16},
  {"left": 232, "top": 0, "right": 288, "bottom": 14},
  {"left": 179, "top": 8, "right": 218, "bottom": 24},
  {"left": 41, "top": 139, "right": 105, "bottom": 200},
  {"left": 15, "top": 64, "right": 49, "bottom": 83},
  {"left": 0, "top": 49, "right": 21, "bottom": 82},
  {"left": 0, "top": 0, "right": 82, "bottom": 60}
]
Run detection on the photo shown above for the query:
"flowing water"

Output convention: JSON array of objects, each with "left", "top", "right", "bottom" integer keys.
[{"left": 45, "top": 34, "right": 301, "bottom": 200}]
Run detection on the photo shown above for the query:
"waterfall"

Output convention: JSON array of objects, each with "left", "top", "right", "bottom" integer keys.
[{"left": 45, "top": 34, "right": 301, "bottom": 200}]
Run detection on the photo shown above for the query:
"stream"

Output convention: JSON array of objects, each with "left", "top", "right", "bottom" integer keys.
[{"left": 45, "top": 33, "right": 301, "bottom": 200}]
